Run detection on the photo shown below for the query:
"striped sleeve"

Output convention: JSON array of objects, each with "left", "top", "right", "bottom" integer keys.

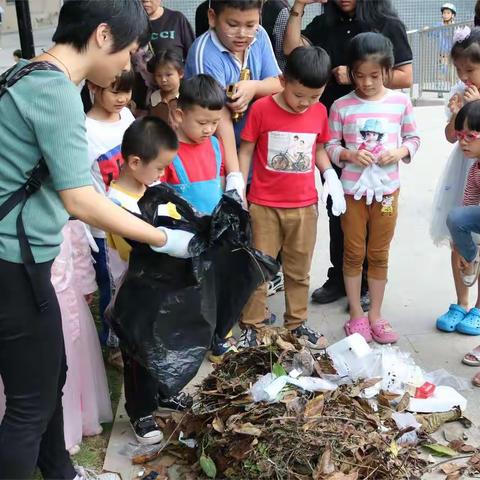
[
  {"left": 326, "top": 100, "right": 346, "bottom": 167},
  {"left": 464, "top": 164, "right": 480, "bottom": 206},
  {"left": 400, "top": 96, "right": 420, "bottom": 163}
]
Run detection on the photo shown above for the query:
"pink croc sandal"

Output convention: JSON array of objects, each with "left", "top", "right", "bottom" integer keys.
[
  {"left": 344, "top": 316, "right": 372, "bottom": 343},
  {"left": 370, "top": 320, "right": 399, "bottom": 344}
]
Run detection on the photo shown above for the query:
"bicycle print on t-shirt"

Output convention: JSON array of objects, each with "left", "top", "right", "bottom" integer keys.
[{"left": 266, "top": 131, "right": 316, "bottom": 173}]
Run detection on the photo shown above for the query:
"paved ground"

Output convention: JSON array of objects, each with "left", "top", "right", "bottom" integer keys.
[{"left": 2, "top": 25, "right": 479, "bottom": 480}]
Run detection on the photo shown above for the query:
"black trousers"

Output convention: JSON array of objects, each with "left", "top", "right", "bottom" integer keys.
[
  {"left": 325, "top": 165, "right": 368, "bottom": 292},
  {"left": 0, "top": 259, "right": 75, "bottom": 480},
  {"left": 122, "top": 350, "right": 158, "bottom": 422}
]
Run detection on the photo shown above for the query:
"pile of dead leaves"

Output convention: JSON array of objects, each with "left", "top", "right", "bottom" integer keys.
[{"left": 160, "top": 328, "right": 432, "bottom": 479}]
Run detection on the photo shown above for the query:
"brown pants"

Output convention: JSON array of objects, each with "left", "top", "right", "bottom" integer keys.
[
  {"left": 241, "top": 204, "right": 318, "bottom": 330},
  {"left": 341, "top": 191, "right": 399, "bottom": 281}
]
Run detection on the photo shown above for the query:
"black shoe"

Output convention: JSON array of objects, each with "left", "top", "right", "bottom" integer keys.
[
  {"left": 345, "top": 291, "right": 371, "bottom": 313},
  {"left": 311, "top": 280, "right": 346, "bottom": 304},
  {"left": 291, "top": 324, "right": 328, "bottom": 350},
  {"left": 131, "top": 415, "right": 163, "bottom": 445},
  {"left": 157, "top": 391, "right": 193, "bottom": 415},
  {"left": 237, "top": 328, "right": 258, "bottom": 348}
]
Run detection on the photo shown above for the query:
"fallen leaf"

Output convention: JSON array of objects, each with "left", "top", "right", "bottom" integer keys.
[
  {"left": 459, "top": 444, "right": 476, "bottom": 453},
  {"left": 327, "top": 472, "right": 359, "bottom": 480},
  {"left": 440, "top": 463, "right": 464, "bottom": 474},
  {"left": 272, "top": 362, "right": 287, "bottom": 378},
  {"left": 276, "top": 337, "right": 296, "bottom": 352},
  {"left": 212, "top": 416, "right": 225, "bottom": 434},
  {"left": 416, "top": 408, "right": 462, "bottom": 434},
  {"left": 232, "top": 422, "right": 262, "bottom": 436},
  {"left": 390, "top": 440, "right": 400, "bottom": 457},
  {"left": 423, "top": 443, "right": 458, "bottom": 457},
  {"left": 396, "top": 392, "right": 410, "bottom": 412},
  {"left": 305, "top": 395, "right": 325, "bottom": 418},
  {"left": 313, "top": 445, "right": 335, "bottom": 478},
  {"left": 200, "top": 454, "right": 217, "bottom": 479}
]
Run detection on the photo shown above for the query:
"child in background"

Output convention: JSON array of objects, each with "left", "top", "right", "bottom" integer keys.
[
  {"left": 162, "top": 74, "right": 236, "bottom": 362},
  {"left": 85, "top": 69, "right": 136, "bottom": 352},
  {"left": 238, "top": 46, "right": 345, "bottom": 349},
  {"left": 185, "top": 0, "right": 283, "bottom": 200},
  {"left": 446, "top": 100, "right": 480, "bottom": 386},
  {"left": 108, "top": 117, "right": 194, "bottom": 445},
  {"left": 327, "top": 33, "right": 420, "bottom": 344},
  {"left": 432, "top": 27, "right": 480, "bottom": 333},
  {"left": 51, "top": 220, "right": 112, "bottom": 455},
  {"left": 148, "top": 49, "right": 184, "bottom": 126}
]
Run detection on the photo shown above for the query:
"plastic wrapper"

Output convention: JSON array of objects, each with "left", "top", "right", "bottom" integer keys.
[
  {"left": 425, "top": 368, "right": 472, "bottom": 391},
  {"left": 110, "top": 185, "right": 279, "bottom": 398},
  {"left": 392, "top": 412, "right": 421, "bottom": 445}
]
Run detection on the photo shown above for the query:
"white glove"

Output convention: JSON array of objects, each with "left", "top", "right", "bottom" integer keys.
[
  {"left": 150, "top": 227, "right": 195, "bottom": 259},
  {"left": 225, "top": 171, "right": 246, "bottom": 202},
  {"left": 352, "top": 165, "right": 390, "bottom": 206},
  {"left": 321, "top": 168, "right": 346, "bottom": 216}
]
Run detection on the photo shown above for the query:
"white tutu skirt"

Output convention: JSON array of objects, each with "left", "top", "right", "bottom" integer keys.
[{"left": 430, "top": 143, "right": 475, "bottom": 246}]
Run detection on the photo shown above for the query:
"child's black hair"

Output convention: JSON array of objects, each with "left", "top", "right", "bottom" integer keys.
[
  {"left": 451, "top": 27, "right": 480, "bottom": 64},
  {"left": 284, "top": 46, "right": 331, "bottom": 89},
  {"left": 111, "top": 69, "right": 136, "bottom": 93},
  {"left": 177, "top": 74, "right": 226, "bottom": 111},
  {"left": 147, "top": 49, "right": 184, "bottom": 75},
  {"left": 347, "top": 32, "right": 394, "bottom": 84},
  {"left": 52, "top": 0, "right": 150, "bottom": 53},
  {"left": 122, "top": 117, "right": 178, "bottom": 163},
  {"left": 210, "top": 0, "right": 263, "bottom": 15},
  {"left": 455, "top": 100, "right": 480, "bottom": 132},
  {"left": 13, "top": 49, "right": 22, "bottom": 59}
]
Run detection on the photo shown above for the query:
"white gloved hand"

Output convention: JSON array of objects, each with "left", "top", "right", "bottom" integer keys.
[
  {"left": 150, "top": 227, "right": 195, "bottom": 259},
  {"left": 321, "top": 168, "right": 346, "bottom": 216},
  {"left": 225, "top": 171, "right": 246, "bottom": 202},
  {"left": 352, "top": 165, "right": 390, "bottom": 206}
]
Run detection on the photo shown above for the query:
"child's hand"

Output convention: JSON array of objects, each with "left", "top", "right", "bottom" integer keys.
[
  {"left": 332, "top": 66, "right": 351, "bottom": 85},
  {"left": 448, "top": 93, "right": 463, "bottom": 115},
  {"left": 228, "top": 80, "right": 257, "bottom": 113},
  {"left": 377, "top": 148, "right": 404, "bottom": 165},
  {"left": 464, "top": 85, "right": 480, "bottom": 103},
  {"left": 348, "top": 149, "right": 375, "bottom": 167}
]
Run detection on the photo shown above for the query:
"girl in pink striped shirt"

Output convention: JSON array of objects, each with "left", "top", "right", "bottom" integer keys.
[{"left": 326, "top": 32, "right": 420, "bottom": 344}]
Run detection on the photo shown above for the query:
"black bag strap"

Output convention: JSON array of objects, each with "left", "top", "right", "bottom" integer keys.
[{"left": 0, "top": 61, "right": 61, "bottom": 311}]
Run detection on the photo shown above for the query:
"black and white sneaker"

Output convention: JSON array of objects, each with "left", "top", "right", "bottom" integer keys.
[
  {"left": 237, "top": 328, "right": 259, "bottom": 349},
  {"left": 267, "top": 272, "right": 284, "bottom": 296},
  {"left": 291, "top": 324, "right": 328, "bottom": 350},
  {"left": 157, "top": 391, "right": 193, "bottom": 415},
  {"left": 131, "top": 415, "right": 163, "bottom": 445}
]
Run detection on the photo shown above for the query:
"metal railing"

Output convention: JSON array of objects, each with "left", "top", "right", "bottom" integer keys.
[{"left": 408, "top": 20, "right": 473, "bottom": 102}]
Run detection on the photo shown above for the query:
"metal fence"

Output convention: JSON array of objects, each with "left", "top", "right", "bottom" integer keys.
[{"left": 408, "top": 20, "right": 473, "bottom": 102}]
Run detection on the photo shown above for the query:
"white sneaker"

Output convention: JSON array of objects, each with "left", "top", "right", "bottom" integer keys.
[{"left": 75, "top": 466, "right": 121, "bottom": 480}]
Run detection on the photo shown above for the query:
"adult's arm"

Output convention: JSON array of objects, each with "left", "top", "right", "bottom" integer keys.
[
  {"left": 60, "top": 186, "right": 167, "bottom": 248},
  {"left": 283, "top": 1, "right": 316, "bottom": 55},
  {"left": 389, "top": 64, "right": 413, "bottom": 89}
]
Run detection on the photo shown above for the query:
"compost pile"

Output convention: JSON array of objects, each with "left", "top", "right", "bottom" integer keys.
[{"left": 165, "top": 329, "right": 432, "bottom": 480}]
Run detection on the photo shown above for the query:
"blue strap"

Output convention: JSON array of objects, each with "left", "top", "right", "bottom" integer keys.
[
  {"left": 210, "top": 136, "right": 222, "bottom": 177},
  {"left": 172, "top": 154, "right": 191, "bottom": 184}
]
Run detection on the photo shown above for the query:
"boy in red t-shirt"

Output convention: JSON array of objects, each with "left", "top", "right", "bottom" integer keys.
[{"left": 238, "top": 46, "right": 346, "bottom": 349}]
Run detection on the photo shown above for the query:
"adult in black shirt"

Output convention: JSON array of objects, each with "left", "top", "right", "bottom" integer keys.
[{"left": 284, "top": 0, "right": 412, "bottom": 305}]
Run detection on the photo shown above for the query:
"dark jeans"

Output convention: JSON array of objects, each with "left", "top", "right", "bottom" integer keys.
[
  {"left": 92, "top": 237, "right": 113, "bottom": 345},
  {"left": 122, "top": 350, "right": 158, "bottom": 422},
  {"left": 0, "top": 259, "right": 75, "bottom": 480},
  {"left": 325, "top": 165, "right": 368, "bottom": 292}
]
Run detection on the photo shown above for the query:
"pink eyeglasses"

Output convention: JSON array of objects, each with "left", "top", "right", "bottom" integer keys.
[{"left": 455, "top": 130, "right": 480, "bottom": 142}]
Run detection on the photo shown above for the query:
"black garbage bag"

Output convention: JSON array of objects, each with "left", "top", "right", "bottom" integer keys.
[{"left": 110, "top": 184, "right": 279, "bottom": 398}]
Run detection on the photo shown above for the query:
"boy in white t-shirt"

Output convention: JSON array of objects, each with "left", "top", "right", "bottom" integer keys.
[{"left": 85, "top": 69, "right": 135, "bottom": 349}]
